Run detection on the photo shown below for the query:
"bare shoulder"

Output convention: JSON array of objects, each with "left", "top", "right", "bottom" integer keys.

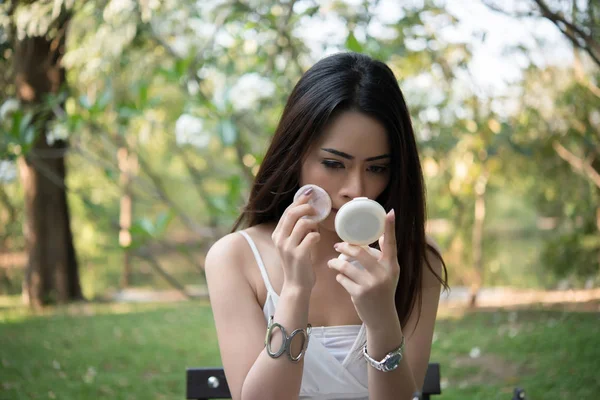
[
  {"left": 423, "top": 234, "right": 444, "bottom": 287},
  {"left": 204, "top": 224, "right": 275, "bottom": 277},
  {"left": 425, "top": 234, "right": 442, "bottom": 257},
  {"left": 204, "top": 231, "right": 247, "bottom": 274}
]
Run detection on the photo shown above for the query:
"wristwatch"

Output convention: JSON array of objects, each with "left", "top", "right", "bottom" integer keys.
[{"left": 363, "top": 336, "right": 405, "bottom": 372}]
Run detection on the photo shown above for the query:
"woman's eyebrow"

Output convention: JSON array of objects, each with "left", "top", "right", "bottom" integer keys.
[{"left": 321, "top": 148, "right": 391, "bottom": 161}]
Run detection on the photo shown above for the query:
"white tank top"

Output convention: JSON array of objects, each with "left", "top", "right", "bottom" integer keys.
[{"left": 239, "top": 230, "right": 369, "bottom": 400}]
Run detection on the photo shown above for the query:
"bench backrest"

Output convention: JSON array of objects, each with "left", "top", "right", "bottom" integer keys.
[{"left": 186, "top": 363, "right": 441, "bottom": 400}]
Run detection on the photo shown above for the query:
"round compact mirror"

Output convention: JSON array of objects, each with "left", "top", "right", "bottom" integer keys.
[
  {"left": 335, "top": 197, "right": 386, "bottom": 268},
  {"left": 293, "top": 184, "right": 332, "bottom": 222},
  {"left": 335, "top": 197, "right": 386, "bottom": 245}
]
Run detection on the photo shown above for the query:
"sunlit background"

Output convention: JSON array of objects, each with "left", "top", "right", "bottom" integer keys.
[{"left": 1, "top": 0, "right": 598, "bottom": 399}]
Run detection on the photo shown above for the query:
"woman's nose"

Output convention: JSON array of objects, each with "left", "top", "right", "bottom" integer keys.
[{"left": 340, "top": 171, "right": 365, "bottom": 200}]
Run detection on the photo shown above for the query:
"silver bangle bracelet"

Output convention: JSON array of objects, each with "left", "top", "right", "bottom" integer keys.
[{"left": 264, "top": 316, "right": 312, "bottom": 363}]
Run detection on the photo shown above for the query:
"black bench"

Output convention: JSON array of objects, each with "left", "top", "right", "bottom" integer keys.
[{"left": 186, "top": 363, "right": 441, "bottom": 399}]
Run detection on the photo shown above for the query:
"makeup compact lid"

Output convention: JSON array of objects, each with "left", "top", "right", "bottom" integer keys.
[{"left": 335, "top": 197, "right": 386, "bottom": 245}]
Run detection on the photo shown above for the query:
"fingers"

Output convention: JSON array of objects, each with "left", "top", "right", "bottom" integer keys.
[
  {"left": 327, "top": 258, "right": 365, "bottom": 283},
  {"left": 272, "top": 188, "right": 316, "bottom": 242},
  {"left": 333, "top": 243, "right": 380, "bottom": 272},
  {"left": 381, "top": 209, "right": 397, "bottom": 262},
  {"left": 289, "top": 217, "right": 319, "bottom": 246},
  {"left": 334, "top": 273, "right": 361, "bottom": 296},
  {"left": 297, "top": 231, "right": 321, "bottom": 252}
]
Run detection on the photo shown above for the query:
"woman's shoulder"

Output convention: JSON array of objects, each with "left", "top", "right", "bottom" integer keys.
[
  {"left": 204, "top": 232, "right": 246, "bottom": 276},
  {"left": 204, "top": 223, "right": 276, "bottom": 274},
  {"left": 425, "top": 233, "right": 442, "bottom": 255},
  {"left": 423, "top": 234, "right": 445, "bottom": 286}
]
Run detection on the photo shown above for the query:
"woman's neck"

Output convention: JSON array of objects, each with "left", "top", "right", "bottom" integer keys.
[{"left": 311, "top": 225, "right": 343, "bottom": 266}]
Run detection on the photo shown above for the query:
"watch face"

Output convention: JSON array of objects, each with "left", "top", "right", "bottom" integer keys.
[{"left": 384, "top": 353, "right": 402, "bottom": 368}]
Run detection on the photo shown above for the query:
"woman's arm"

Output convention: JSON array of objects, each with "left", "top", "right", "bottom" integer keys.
[
  {"left": 205, "top": 233, "right": 312, "bottom": 400},
  {"left": 329, "top": 210, "right": 443, "bottom": 400},
  {"left": 207, "top": 189, "right": 320, "bottom": 400},
  {"left": 365, "top": 245, "right": 443, "bottom": 400}
]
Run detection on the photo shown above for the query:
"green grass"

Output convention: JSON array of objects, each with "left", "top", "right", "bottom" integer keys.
[
  {"left": 0, "top": 301, "right": 220, "bottom": 400},
  {"left": 431, "top": 305, "right": 600, "bottom": 399},
  {"left": 1, "top": 300, "right": 598, "bottom": 399}
]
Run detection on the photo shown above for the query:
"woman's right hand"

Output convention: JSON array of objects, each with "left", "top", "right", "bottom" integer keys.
[{"left": 271, "top": 187, "right": 321, "bottom": 292}]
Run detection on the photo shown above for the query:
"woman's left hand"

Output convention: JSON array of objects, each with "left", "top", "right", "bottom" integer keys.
[{"left": 327, "top": 209, "right": 399, "bottom": 328}]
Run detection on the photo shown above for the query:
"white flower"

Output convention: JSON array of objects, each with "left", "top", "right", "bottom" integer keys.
[
  {"left": 0, "top": 99, "right": 19, "bottom": 121},
  {"left": 175, "top": 114, "right": 210, "bottom": 148},
  {"left": 83, "top": 366, "right": 97, "bottom": 384},
  {"left": 229, "top": 73, "right": 275, "bottom": 111},
  {"left": 0, "top": 161, "right": 17, "bottom": 183},
  {"left": 103, "top": 0, "right": 136, "bottom": 24},
  {"left": 47, "top": 121, "right": 69, "bottom": 145}
]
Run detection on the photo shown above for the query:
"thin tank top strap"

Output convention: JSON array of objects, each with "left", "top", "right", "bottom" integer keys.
[{"left": 238, "top": 230, "right": 276, "bottom": 295}]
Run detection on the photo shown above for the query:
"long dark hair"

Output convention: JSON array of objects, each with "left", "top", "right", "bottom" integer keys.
[{"left": 232, "top": 52, "right": 448, "bottom": 330}]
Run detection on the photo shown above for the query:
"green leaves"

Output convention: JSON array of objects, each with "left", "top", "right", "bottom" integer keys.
[
  {"left": 128, "top": 210, "right": 175, "bottom": 249},
  {"left": 303, "top": 6, "right": 320, "bottom": 17},
  {"left": 345, "top": 31, "right": 363, "bottom": 53},
  {"left": 203, "top": 175, "right": 243, "bottom": 217},
  {"left": 0, "top": 102, "right": 37, "bottom": 159}
]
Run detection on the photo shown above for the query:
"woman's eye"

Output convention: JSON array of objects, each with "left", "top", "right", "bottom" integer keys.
[
  {"left": 321, "top": 160, "right": 344, "bottom": 169},
  {"left": 369, "top": 165, "right": 388, "bottom": 174}
]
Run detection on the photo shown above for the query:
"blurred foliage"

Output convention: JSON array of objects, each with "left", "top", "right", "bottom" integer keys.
[{"left": 0, "top": 0, "right": 598, "bottom": 297}]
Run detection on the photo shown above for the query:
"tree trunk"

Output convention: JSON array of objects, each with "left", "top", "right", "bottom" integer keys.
[
  {"left": 597, "top": 202, "right": 600, "bottom": 276},
  {"left": 469, "top": 172, "right": 488, "bottom": 307},
  {"left": 596, "top": 181, "right": 600, "bottom": 278},
  {"left": 14, "top": 14, "right": 83, "bottom": 307},
  {"left": 118, "top": 147, "right": 137, "bottom": 288}
]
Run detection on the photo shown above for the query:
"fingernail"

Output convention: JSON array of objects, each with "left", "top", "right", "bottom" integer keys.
[
  {"left": 304, "top": 187, "right": 313, "bottom": 196},
  {"left": 334, "top": 243, "right": 340, "bottom": 250},
  {"left": 390, "top": 209, "right": 395, "bottom": 218}
]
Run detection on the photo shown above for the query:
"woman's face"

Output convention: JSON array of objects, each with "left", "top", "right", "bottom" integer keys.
[{"left": 300, "top": 111, "right": 392, "bottom": 231}]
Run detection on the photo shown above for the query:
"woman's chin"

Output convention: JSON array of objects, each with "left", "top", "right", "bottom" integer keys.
[{"left": 318, "top": 213, "right": 336, "bottom": 233}]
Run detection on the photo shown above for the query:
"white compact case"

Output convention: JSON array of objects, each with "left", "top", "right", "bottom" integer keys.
[
  {"left": 335, "top": 197, "right": 386, "bottom": 245},
  {"left": 334, "top": 197, "right": 386, "bottom": 266}
]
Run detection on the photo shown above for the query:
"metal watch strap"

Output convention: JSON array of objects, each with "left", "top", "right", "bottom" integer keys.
[{"left": 363, "top": 335, "right": 405, "bottom": 372}]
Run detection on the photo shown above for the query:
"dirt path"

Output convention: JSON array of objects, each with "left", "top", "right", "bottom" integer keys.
[
  {"left": 110, "top": 286, "right": 600, "bottom": 311},
  {"left": 439, "top": 286, "right": 600, "bottom": 311}
]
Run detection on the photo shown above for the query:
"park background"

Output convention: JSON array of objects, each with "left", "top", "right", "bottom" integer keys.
[{"left": 0, "top": 0, "right": 599, "bottom": 399}]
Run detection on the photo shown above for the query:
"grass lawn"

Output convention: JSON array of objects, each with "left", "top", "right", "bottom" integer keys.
[{"left": 1, "top": 299, "right": 598, "bottom": 400}]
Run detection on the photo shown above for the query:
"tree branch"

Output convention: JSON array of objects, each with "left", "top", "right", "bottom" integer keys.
[
  {"left": 95, "top": 129, "right": 221, "bottom": 238},
  {"left": 483, "top": 0, "right": 600, "bottom": 68},
  {"left": 71, "top": 138, "right": 165, "bottom": 201},
  {"left": 552, "top": 140, "right": 600, "bottom": 188},
  {"left": 231, "top": 124, "right": 256, "bottom": 185},
  {"left": 481, "top": 1, "right": 536, "bottom": 18},
  {"left": 134, "top": 249, "right": 197, "bottom": 299},
  {"left": 532, "top": 0, "right": 600, "bottom": 67},
  {"left": 136, "top": 238, "right": 206, "bottom": 274},
  {"left": 132, "top": 148, "right": 218, "bottom": 238},
  {"left": 176, "top": 145, "right": 220, "bottom": 229}
]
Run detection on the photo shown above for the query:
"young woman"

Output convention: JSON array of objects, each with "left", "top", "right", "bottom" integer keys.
[{"left": 205, "top": 52, "right": 448, "bottom": 400}]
